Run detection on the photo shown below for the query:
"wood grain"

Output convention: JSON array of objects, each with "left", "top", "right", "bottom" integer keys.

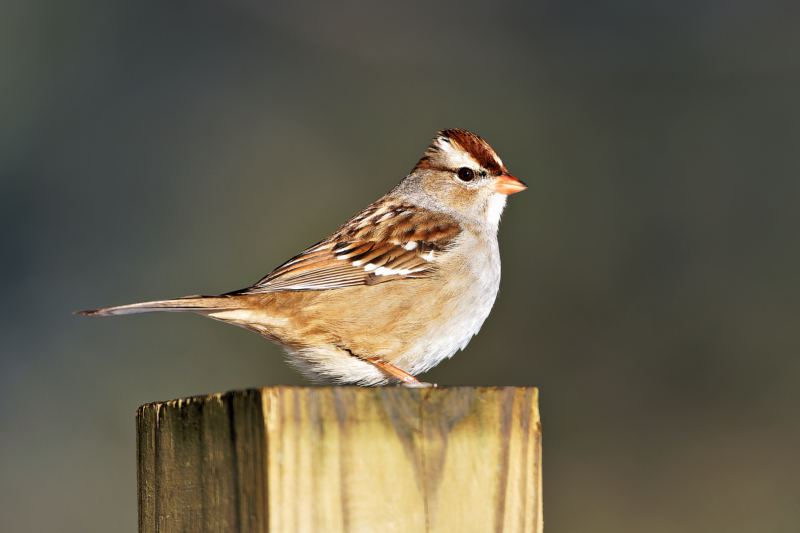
[{"left": 137, "top": 387, "right": 542, "bottom": 533}]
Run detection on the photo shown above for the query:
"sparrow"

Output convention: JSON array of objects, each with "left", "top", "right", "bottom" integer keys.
[{"left": 77, "top": 129, "right": 527, "bottom": 387}]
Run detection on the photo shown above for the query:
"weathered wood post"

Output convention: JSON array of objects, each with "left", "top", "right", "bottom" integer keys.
[{"left": 137, "top": 386, "right": 542, "bottom": 533}]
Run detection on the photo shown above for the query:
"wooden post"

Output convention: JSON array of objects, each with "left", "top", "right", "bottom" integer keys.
[{"left": 137, "top": 386, "right": 542, "bottom": 533}]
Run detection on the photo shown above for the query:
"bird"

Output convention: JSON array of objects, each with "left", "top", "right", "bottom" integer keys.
[{"left": 77, "top": 129, "right": 527, "bottom": 387}]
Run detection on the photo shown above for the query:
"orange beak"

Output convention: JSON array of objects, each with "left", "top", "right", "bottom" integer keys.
[{"left": 490, "top": 172, "right": 528, "bottom": 195}]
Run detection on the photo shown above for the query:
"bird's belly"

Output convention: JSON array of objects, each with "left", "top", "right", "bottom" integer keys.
[
  {"left": 223, "top": 245, "right": 501, "bottom": 384},
  {"left": 397, "top": 259, "right": 501, "bottom": 375}
]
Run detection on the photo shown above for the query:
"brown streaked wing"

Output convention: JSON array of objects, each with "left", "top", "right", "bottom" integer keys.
[{"left": 241, "top": 203, "right": 461, "bottom": 293}]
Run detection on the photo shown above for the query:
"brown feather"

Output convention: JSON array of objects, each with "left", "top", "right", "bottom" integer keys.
[
  {"left": 414, "top": 128, "right": 507, "bottom": 175},
  {"left": 244, "top": 201, "right": 461, "bottom": 293}
]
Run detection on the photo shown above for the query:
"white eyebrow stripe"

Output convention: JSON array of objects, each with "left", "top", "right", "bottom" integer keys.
[{"left": 445, "top": 148, "right": 481, "bottom": 170}]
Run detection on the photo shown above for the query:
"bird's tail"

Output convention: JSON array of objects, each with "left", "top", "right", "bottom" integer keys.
[{"left": 75, "top": 295, "right": 243, "bottom": 317}]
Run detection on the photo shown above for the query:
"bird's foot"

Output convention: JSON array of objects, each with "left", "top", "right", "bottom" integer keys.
[
  {"left": 398, "top": 380, "right": 438, "bottom": 389},
  {"left": 358, "top": 355, "right": 436, "bottom": 388}
]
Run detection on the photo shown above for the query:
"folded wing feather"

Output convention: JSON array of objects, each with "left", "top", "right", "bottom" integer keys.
[{"left": 242, "top": 202, "right": 461, "bottom": 293}]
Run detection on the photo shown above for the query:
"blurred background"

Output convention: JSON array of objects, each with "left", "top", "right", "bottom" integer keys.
[{"left": 2, "top": 0, "right": 799, "bottom": 531}]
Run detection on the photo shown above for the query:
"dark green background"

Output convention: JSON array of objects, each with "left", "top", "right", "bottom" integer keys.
[{"left": 2, "top": 1, "right": 799, "bottom": 531}]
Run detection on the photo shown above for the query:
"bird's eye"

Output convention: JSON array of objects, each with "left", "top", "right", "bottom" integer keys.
[{"left": 457, "top": 167, "right": 475, "bottom": 182}]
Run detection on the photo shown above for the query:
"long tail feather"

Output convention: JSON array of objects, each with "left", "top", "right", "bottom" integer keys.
[{"left": 75, "top": 295, "right": 241, "bottom": 317}]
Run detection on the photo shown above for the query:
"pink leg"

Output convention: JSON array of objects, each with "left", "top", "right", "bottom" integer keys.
[{"left": 362, "top": 357, "right": 437, "bottom": 388}]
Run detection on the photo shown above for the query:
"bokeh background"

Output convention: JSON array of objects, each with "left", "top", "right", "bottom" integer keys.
[{"left": 2, "top": 0, "right": 800, "bottom": 531}]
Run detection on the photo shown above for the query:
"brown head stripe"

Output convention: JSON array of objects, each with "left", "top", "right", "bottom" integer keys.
[{"left": 438, "top": 129, "right": 505, "bottom": 174}]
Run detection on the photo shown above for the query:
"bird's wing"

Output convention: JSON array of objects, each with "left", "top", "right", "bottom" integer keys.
[{"left": 242, "top": 202, "right": 461, "bottom": 293}]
